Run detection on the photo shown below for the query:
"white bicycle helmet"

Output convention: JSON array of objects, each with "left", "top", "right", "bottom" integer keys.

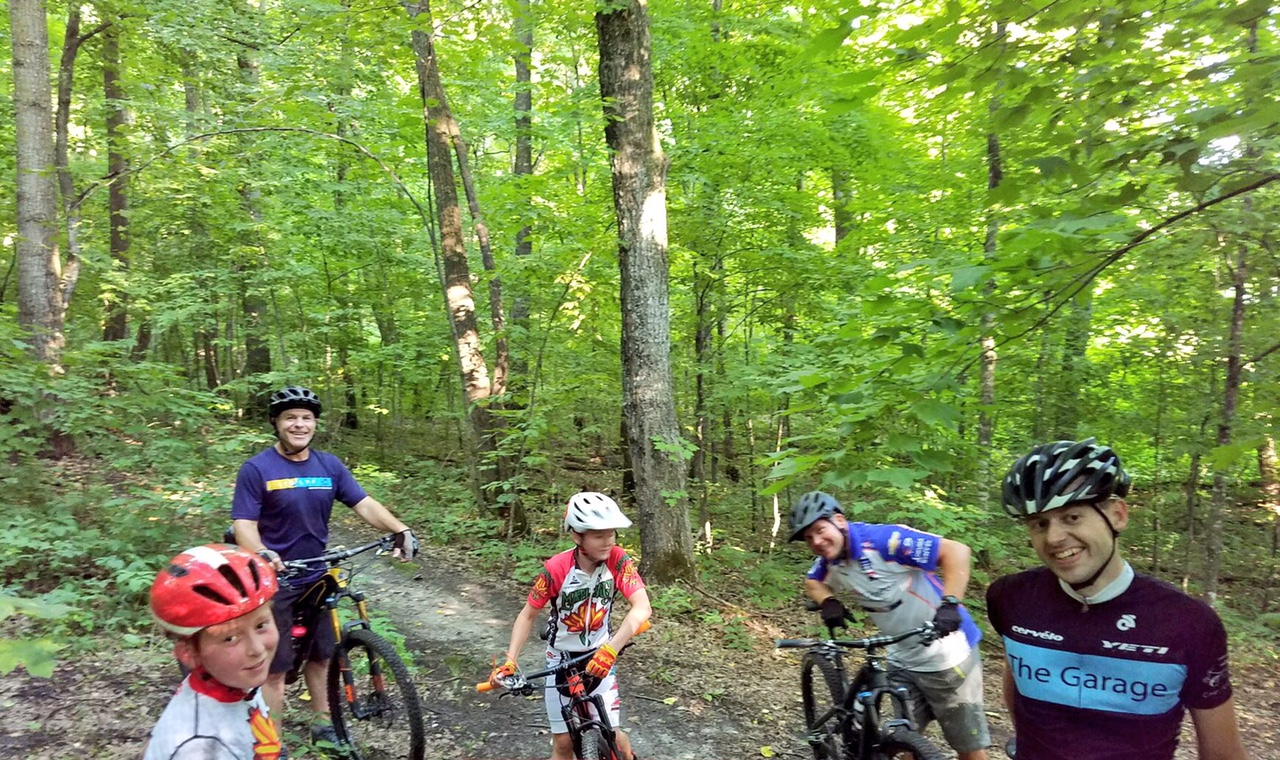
[{"left": 563, "top": 492, "right": 632, "bottom": 532}]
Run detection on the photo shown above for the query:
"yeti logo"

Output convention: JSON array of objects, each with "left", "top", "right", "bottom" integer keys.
[{"left": 1116, "top": 614, "right": 1136, "bottom": 631}]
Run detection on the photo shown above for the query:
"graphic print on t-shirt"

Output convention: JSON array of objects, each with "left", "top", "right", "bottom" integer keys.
[{"left": 264, "top": 477, "right": 334, "bottom": 491}]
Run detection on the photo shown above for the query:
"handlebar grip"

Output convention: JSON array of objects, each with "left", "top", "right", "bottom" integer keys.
[
  {"left": 476, "top": 681, "right": 496, "bottom": 693},
  {"left": 635, "top": 619, "right": 652, "bottom": 636}
]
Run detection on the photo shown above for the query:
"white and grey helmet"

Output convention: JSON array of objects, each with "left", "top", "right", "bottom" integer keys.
[
  {"left": 1001, "top": 438, "right": 1131, "bottom": 518},
  {"left": 563, "top": 492, "right": 633, "bottom": 533}
]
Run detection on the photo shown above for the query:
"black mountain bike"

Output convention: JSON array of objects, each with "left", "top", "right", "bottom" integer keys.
[
  {"left": 280, "top": 536, "right": 426, "bottom": 760},
  {"left": 777, "top": 612, "right": 947, "bottom": 760},
  {"left": 477, "top": 622, "right": 649, "bottom": 760}
]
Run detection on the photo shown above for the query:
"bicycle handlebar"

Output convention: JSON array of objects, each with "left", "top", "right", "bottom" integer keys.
[
  {"left": 776, "top": 622, "right": 936, "bottom": 651},
  {"left": 279, "top": 534, "right": 396, "bottom": 576},
  {"left": 476, "top": 619, "right": 652, "bottom": 693}
]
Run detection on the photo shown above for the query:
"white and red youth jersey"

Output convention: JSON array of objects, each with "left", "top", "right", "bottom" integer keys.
[{"left": 527, "top": 546, "right": 645, "bottom": 652}]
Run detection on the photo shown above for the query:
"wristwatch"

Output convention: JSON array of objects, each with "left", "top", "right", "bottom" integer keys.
[{"left": 940, "top": 595, "right": 961, "bottom": 606}]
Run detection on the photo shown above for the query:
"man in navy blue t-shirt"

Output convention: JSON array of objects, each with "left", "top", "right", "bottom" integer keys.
[
  {"left": 988, "top": 439, "right": 1247, "bottom": 760},
  {"left": 231, "top": 385, "right": 418, "bottom": 748}
]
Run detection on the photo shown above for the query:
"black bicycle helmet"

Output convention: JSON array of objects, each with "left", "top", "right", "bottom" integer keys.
[
  {"left": 789, "top": 491, "right": 844, "bottom": 542},
  {"left": 1001, "top": 438, "right": 1130, "bottom": 519},
  {"left": 268, "top": 385, "right": 322, "bottom": 420}
]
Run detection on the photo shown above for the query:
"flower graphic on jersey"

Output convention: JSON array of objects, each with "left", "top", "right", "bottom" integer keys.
[
  {"left": 531, "top": 571, "right": 553, "bottom": 605},
  {"left": 617, "top": 558, "right": 640, "bottom": 593},
  {"left": 249, "top": 706, "right": 282, "bottom": 758},
  {"left": 563, "top": 599, "right": 608, "bottom": 643}
]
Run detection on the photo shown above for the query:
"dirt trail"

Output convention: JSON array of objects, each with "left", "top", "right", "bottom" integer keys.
[{"left": 349, "top": 528, "right": 796, "bottom": 760}]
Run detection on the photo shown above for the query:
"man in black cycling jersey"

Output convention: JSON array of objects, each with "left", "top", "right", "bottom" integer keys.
[
  {"left": 231, "top": 385, "right": 418, "bottom": 750},
  {"left": 987, "top": 439, "right": 1248, "bottom": 760}
]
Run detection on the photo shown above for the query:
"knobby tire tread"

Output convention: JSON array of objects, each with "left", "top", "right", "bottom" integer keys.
[
  {"left": 801, "top": 652, "right": 848, "bottom": 760},
  {"left": 328, "top": 628, "right": 426, "bottom": 760},
  {"left": 874, "top": 729, "right": 949, "bottom": 760},
  {"left": 577, "top": 725, "right": 606, "bottom": 760}
]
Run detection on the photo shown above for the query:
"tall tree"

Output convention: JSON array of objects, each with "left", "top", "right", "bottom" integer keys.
[
  {"left": 101, "top": 19, "right": 130, "bottom": 343},
  {"left": 12, "top": 0, "right": 67, "bottom": 366},
  {"left": 597, "top": 0, "right": 695, "bottom": 583},
  {"left": 407, "top": 0, "right": 499, "bottom": 493}
]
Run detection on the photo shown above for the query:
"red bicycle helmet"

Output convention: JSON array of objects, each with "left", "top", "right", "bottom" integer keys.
[{"left": 150, "top": 544, "right": 279, "bottom": 636}]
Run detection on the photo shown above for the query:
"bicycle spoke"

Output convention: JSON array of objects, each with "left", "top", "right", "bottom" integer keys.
[{"left": 328, "top": 629, "right": 425, "bottom": 760}]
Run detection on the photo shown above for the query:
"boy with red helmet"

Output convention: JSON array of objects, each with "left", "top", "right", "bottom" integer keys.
[{"left": 144, "top": 544, "right": 282, "bottom": 760}]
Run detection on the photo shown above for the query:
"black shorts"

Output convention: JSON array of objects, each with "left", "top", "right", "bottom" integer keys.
[{"left": 270, "top": 578, "right": 337, "bottom": 674}]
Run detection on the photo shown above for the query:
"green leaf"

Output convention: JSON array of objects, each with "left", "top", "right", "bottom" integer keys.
[
  {"left": 866, "top": 468, "right": 928, "bottom": 489},
  {"left": 950, "top": 266, "right": 990, "bottom": 293},
  {"left": 0, "top": 639, "right": 60, "bottom": 678},
  {"left": 911, "top": 399, "right": 960, "bottom": 429}
]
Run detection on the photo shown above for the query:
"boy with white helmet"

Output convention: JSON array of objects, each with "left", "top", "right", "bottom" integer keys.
[
  {"left": 489, "top": 492, "right": 652, "bottom": 760},
  {"left": 144, "top": 544, "right": 282, "bottom": 760}
]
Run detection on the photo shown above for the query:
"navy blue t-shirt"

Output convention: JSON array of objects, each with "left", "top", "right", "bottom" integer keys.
[
  {"left": 231, "top": 447, "right": 368, "bottom": 568},
  {"left": 987, "top": 567, "right": 1233, "bottom": 760}
]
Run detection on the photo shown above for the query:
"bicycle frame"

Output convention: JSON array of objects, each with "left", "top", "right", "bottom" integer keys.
[
  {"left": 779, "top": 623, "right": 935, "bottom": 760},
  {"left": 281, "top": 538, "right": 389, "bottom": 684}
]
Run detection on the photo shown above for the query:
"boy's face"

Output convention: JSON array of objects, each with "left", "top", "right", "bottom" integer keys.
[
  {"left": 274, "top": 408, "right": 317, "bottom": 450},
  {"left": 572, "top": 528, "right": 617, "bottom": 564},
  {"left": 184, "top": 604, "right": 279, "bottom": 691}
]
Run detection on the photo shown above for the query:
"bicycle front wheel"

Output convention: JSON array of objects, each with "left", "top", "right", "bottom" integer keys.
[
  {"left": 801, "top": 652, "right": 848, "bottom": 760},
  {"left": 328, "top": 628, "right": 426, "bottom": 760},
  {"left": 872, "top": 729, "right": 948, "bottom": 760},
  {"left": 575, "top": 725, "right": 612, "bottom": 760}
]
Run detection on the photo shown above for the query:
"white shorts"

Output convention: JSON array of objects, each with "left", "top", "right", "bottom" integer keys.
[{"left": 544, "top": 648, "right": 621, "bottom": 735}]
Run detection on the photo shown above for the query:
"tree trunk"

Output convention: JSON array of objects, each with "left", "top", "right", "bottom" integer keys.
[
  {"left": 1260, "top": 436, "right": 1279, "bottom": 612},
  {"left": 597, "top": 0, "right": 695, "bottom": 583},
  {"left": 1205, "top": 239, "right": 1248, "bottom": 604},
  {"left": 1052, "top": 293, "right": 1092, "bottom": 440},
  {"left": 14, "top": 0, "right": 68, "bottom": 366},
  {"left": 102, "top": 20, "right": 130, "bottom": 343},
  {"left": 511, "top": 0, "right": 534, "bottom": 384},
  {"left": 832, "top": 168, "right": 853, "bottom": 244},
  {"left": 977, "top": 125, "right": 1001, "bottom": 510},
  {"left": 407, "top": 2, "right": 497, "bottom": 495}
]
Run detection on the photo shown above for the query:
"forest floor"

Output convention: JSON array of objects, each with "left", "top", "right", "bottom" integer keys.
[{"left": 4, "top": 513, "right": 1280, "bottom": 759}]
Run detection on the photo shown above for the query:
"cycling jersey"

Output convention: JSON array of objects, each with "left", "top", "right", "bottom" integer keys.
[
  {"left": 806, "top": 521, "right": 981, "bottom": 671},
  {"left": 987, "top": 565, "right": 1233, "bottom": 760},
  {"left": 231, "top": 447, "right": 367, "bottom": 574},
  {"left": 528, "top": 546, "right": 645, "bottom": 652},
  {"left": 144, "top": 669, "right": 281, "bottom": 760}
]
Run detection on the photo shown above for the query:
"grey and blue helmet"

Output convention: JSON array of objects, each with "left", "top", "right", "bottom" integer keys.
[{"left": 788, "top": 491, "right": 844, "bottom": 542}]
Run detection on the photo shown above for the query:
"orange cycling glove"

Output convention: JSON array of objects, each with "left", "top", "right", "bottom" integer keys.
[
  {"left": 489, "top": 655, "right": 517, "bottom": 685},
  {"left": 586, "top": 643, "right": 617, "bottom": 679}
]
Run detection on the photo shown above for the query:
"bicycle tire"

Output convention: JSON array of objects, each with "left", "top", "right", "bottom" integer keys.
[
  {"left": 576, "top": 725, "right": 611, "bottom": 760},
  {"left": 328, "top": 628, "right": 426, "bottom": 760},
  {"left": 801, "top": 652, "right": 848, "bottom": 760},
  {"left": 872, "top": 729, "right": 949, "bottom": 760}
]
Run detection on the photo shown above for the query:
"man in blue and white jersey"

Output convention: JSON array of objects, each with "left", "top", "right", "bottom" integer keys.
[
  {"left": 791, "top": 491, "right": 990, "bottom": 760},
  {"left": 988, "top": 439, "right": 1248, "bottom": 760}
]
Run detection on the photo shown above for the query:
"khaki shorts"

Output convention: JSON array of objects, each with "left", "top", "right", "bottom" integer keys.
[{"left": 890, "top": 648, "right": 991, "bottom": 754}]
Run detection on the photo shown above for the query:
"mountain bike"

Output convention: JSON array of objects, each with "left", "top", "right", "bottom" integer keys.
[
  {"left": 777, "top": 614, "right": 947, "bottom": 760},
  {"left": 280, "top": 535, "right": 426, "bottom": 760},
  {"left": 475, "top": 622, "right": 650, "bottom": 760}
]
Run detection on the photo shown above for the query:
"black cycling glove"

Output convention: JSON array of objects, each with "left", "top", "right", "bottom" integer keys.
[
  {"left": 394, "top": 529, "right": 420, "bottom": 561},
  {"left": 932, "top": 598, "right": 962, "bottom": 636},
  {"left": 820, "top": 597, "right": 849, "bottom": 629}
]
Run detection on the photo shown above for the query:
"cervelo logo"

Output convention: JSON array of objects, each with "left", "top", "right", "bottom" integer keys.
[
  {"left": 1012, "top": 625, "right": 1063, "bottom": 642},
  {"left": 1102, "top": 640, "right": 1169, "bottom": 656}
]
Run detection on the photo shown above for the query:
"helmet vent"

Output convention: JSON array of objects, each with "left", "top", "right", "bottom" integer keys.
[
  {"left": 216, "top": 563, "right": 250, "bottom": 599},
  {"left": 192, "top": 584, "right": 234, "bottom": 606}
]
